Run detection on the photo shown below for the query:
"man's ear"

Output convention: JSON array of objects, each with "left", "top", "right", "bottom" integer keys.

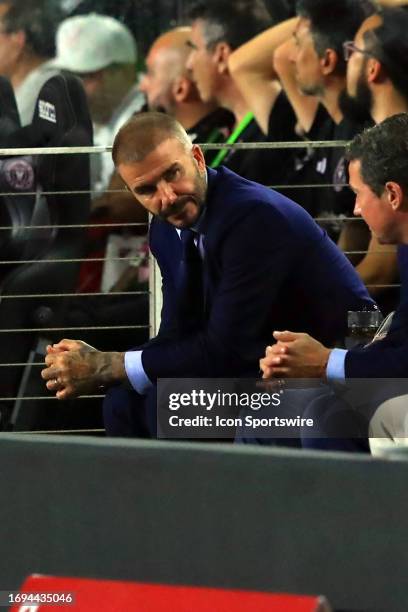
[
  {"left": 366, "top": 57, "right": 384, "bottom": 84},
  {"left": 172, "top": 75, "right": 191, "bottom": 103},
  {"left": 9, "top": 29, "right": 26, "bottom": 58},
  {"left": 384, "top": 181, "right": 404, "bottom": 211},
  {"left": 191, "top": 143, "right": 206, "bottom": 171},
  {"left": 213, "top": 41, "right": 232, "bottom": 75},
  {"left": 320, "top": 48, "right": 338, "bottom": 76}
]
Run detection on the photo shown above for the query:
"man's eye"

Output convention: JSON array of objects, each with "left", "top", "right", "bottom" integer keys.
[
  {"left": 136, "top": 186, "right": 155, "bottom": 196},
  {"left": 166, "top": 168, "right": 181, "bottom": 181}
]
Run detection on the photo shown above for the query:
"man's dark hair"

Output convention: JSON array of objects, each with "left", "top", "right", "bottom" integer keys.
[
  {"left": 296, "top": 0, "right": 375, "bottom": 75},
  {"left": 112, "top": 111, "right": 193, "bottom": 167},
  {"left": 364, "top": 7, "right": 408, "bottom": 103},
  {"left": 346, "top": 113, "right": 408, "bottom": 196},
  {"left": 188, "top": 0, "right": 272, "bottom": 50},
  {"left": 0, "top": 0, "right": 62, "bottom": 57}
]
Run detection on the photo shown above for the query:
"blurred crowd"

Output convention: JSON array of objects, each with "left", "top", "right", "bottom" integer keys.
[{"left": 2, "top": 0, "right": 407, "bottom": 305}]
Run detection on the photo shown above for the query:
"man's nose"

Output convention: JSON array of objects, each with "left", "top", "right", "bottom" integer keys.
[
  {"left": 353, "top": 200, "right": 361, "bottom": 216},
  {"left": 288, "top": 43, "right": 297, "bottom": 64},
  {"left": 139, "top": 74, "right": 148, "bottom": 93},
  {"left": 186, "top": 51, "right": 194, "bottom": 72},
  {"left": 157, "top": 180, "right": 177, "bottom": 206}
]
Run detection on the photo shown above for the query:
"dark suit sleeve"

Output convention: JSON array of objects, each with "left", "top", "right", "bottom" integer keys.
[
  {"left": 345, "top": 340, "right": 408, "bottom": 378},
  {"left": 140, "top": 219, "right": 181, "bottom": 349},
  {"left": 141, "top": 204, "right": 298, "bottom": 380},
  {"left": 345, "top": 303, "right": 408, "bottom": 378}
]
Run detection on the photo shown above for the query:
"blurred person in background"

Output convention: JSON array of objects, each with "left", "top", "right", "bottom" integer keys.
[
  {"left": 341, "top": 5, "right": 408, "bottom": 311},
  {"left": 53, "top": 12, "right": 143, "bottom": 194},
  {"left": 229, "top": 0, "right": 374, "bottom": 238},
  {"left": 229, "top": 0, "right": 401, "bottom": 315},
  {"left": 140, "top": 26, "right": 233, "bottom": 166},
  {"left": 53, "top": 13, "right": 146, "bottom": 294},
  {"left": 186, "top": 0, "right": 299, "bottom": 186},
  {"left": 0, "top": 0, "right": 62, "bottom": 124}
]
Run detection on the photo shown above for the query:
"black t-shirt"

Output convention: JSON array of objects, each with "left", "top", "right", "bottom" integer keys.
[
  {"left": 221, "top": 91, "right": 298, "bottom": 186},
  {"left": 188, "top": 108, "right": 234, "bottom": 166},
  {"left": 282, "top": 104, "right": 369, "bottom": 241}
]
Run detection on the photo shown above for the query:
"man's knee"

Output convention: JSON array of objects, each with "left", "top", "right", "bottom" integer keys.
[{"left": 103, "top": 385, "right": 154, "bottom": 438}]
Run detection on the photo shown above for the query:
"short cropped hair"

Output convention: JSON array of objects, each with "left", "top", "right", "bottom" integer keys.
[
  {"left": 0, "top": 0, "right": 62, "bottom": 57},
  {"left": 112, "top": 112, "right": 193, "bottom": 166},
  {"left": 364, "top": 7, "right": 408, "bottom": 103},
  {"left": 296, "top": 0, "right": 375, "bottom": 75},
  {"left": 346, "top": 113, "right": 408, "bottom": 196},
  {"left": 188, "top": 0, "right": 272, "bottom": 51}
]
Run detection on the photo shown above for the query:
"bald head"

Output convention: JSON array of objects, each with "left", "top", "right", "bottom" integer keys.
[
  {"left": 140, "top": 27, "right": 198, "bottom": 114},
  {"left": 355, "top": 13, "right": 382, "bottom": 46},
  {"left": 112, "top": 111, "right": 192, "bottom": 166},
  {"left": 152, "top": 27, "right": 193, "bottom": 79}
]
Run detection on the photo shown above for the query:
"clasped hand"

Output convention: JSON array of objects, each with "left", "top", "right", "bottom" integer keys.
[
  {"left": 41, "top": 339, "right": 102, "bottom": 400},
  {"left": 259, "top": 330, "right": 331, "bottom": 379}
]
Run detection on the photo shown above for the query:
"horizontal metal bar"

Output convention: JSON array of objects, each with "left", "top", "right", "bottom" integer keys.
[
  {"left": 0, "top": 290, "right": 149, "bottom": 299},
  {"left": 0, "top": 256, "right": 143, "bottom": 265},
  {"left": 0, "top": 215, "right": 365, "bottom": 232},
  {"left": 0, "top": 362, "right": 43, "bottom": 367},
  {"left": 0, "top": 140, "right": 350, "bottom": 157},
  {"left": 342, "top": 250, "right": 397, "bottom": 255},
  {"left": 0, "top": 249, "right": 397, "bottom": 266},
  {"left": 0, "top": 145, "right": 111, "bottom": 156},
  {"left": 0, "top": 324, "right": 149, "bottom": 332},
  {"left": 4, "top": 285, "right": 399, "bottom": 301},
  {"left": 0, "top": 395, "right": 104, "bottom": 401},
  {"left": 0, "top": 222, "right": 147, "bottom": 230},
  {"left": 13, "top": 428, "right": 106, "bottom": 434},
  {"left": 0, "top": 184, "right": 347, "bottom": 199},
  {"left": 0, "top": 188, "right": 126, "bottom": 197}
]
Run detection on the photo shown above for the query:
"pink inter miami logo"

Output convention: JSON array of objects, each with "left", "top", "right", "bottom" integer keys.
[{"left": 3, "top": 158, "right": 35, "bottom": 191}]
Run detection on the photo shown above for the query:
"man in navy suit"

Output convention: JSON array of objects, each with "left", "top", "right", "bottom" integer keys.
[
  {"left": 41, "top": 112, "right": 373, "bottom": 437},
  {"left": 260, "top": 114, "right": 408, "bottom": 447}
]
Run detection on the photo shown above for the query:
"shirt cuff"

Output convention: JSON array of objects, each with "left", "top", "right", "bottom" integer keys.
[
  {"left": 326, "top": 348, "right": 347, "bottom": 381},
  {"left": 124, "top": 350, "right": 153, "bottom": 394}
]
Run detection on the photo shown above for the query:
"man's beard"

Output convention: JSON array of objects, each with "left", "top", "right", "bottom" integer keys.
[
  {"left": 158, "top": 168, "right": 207, "bottom": 225},
  {"left": 339, "top": 76, "right": 374, "bottom": 125},
  {"left": 150, "top": 103, "right": 168, "bottom": 114},
  {"left": 298, "top": 81, "right": 325, "bottom": 98}
]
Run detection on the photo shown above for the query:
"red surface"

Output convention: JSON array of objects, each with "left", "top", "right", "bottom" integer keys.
[{"left": 11, "top": 575, "right": 328, "bottom": 611}]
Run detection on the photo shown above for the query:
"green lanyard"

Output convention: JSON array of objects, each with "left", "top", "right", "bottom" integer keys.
[
  {"left": 210, "top": 111, "right": 254, "bottom": 169},
  {"left": 205, "top": 127, "right": 223, "bottom": 144}
]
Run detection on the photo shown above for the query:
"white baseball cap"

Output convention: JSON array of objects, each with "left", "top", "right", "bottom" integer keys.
[{"left": 53, "top": 13, "right": 137, "bottom": 73}]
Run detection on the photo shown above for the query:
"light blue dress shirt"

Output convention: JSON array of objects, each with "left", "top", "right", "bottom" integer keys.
[
  {"left": 326, "top": 348, "right": 347, "bottom": 380},
  {"left": 126, "top": 338, "right": 348, "bottom": 393},
  {"left": 125, "top": 350, "right": 152, "bottom": 394}
]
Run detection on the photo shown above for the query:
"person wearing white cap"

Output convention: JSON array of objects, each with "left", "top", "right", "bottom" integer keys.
[
  {"left": 53, "top": 12, "right": 144, "bottom": 192},
  {"left": 0, "top": 0, "right": 62, "bottom": 125}
]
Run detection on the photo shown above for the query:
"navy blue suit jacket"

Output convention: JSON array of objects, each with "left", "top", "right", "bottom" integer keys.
[
  {"left": 142, "top": 167, "right": 373, "bottom": 382},
  {"left": 345, "top": 299, "right": 408, "bottom": 378}
]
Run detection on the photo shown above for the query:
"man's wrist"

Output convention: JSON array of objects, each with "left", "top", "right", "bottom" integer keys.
[
  {"left": 96, "top": 351, "right": 127, "bottom": 386},
  {"left": 320, "top": 348, "right": 332, "bottom": 380}
]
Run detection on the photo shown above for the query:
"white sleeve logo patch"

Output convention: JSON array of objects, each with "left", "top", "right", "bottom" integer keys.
[{"left": 38, "top": 100, "right": 57, "bottom": 123}]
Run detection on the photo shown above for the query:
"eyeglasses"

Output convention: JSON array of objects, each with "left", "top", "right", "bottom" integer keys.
[{"left": 343, "top": 40, "right": 373, "bottom": 62}]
